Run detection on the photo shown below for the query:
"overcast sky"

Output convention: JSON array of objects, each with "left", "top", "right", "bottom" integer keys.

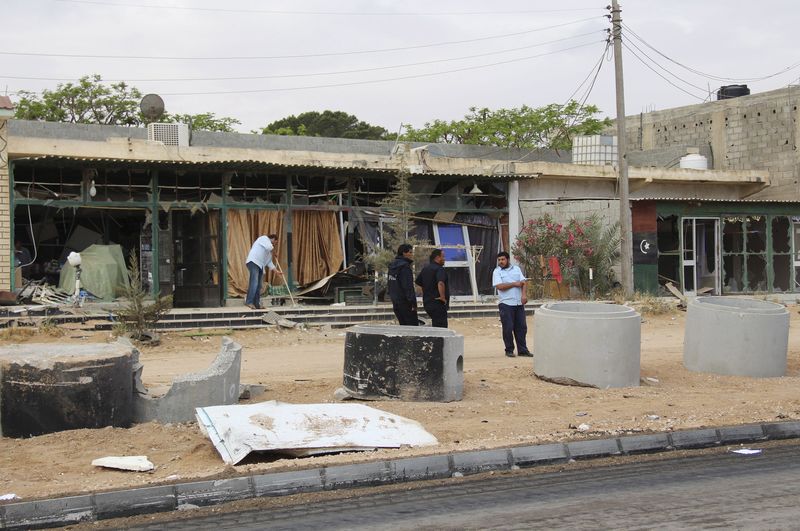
[{"left": 4, "top": 0, "right": 800, "bottom": 134}]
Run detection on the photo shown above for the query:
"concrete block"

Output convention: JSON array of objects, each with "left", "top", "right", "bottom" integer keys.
[
  {"left": 762, "top": 421, "right": 800, "bottom": 440},
  {"left": 323, "top": 461, "right": 392, "bottom": 489},
  {"left": 452, "top": 449, "right": 511, "bottom": 474},
  {"left": 670, "top": 428, "right": 720, "bottom": 449},
  {"left": 388, "top": 454, "right": 452, "bottom": 480},
  {"left": 133, "top": 337, "right": 242, "bottom": 423},
  {"left": 534, "top": 303, "right": 641, "bottom": 388},
  {"left": 567, "top": 438, "right": 621, "bottom": 459},
  {"left": 2, "top": 495, "right": 94, "bottom": 529},
  {"left": 176, "top": 477, "right": 254, "bottom": 507},
  {"left": 253, "top": 468, "right": 324, "bottom": 496},
  {"left": 0, "top": 343, "right": 135, "bottom": 437},
  {"left": 511, "top": 443, "right": 569, "bottom": 467},
  {"left": 94, "top": 485, "right": 176, "bottom": 519},
  {"left": 684, "top": 297, "right": 788, "bottom": 377},
  {"left": 619, "top": 433, "right": 671, "bottom": 454},
  {"left": 719, "top": 424, "right": 766, "bottom": 444},
  {"left": 343, "top": 325, "right": 464, "bottom": 402}
]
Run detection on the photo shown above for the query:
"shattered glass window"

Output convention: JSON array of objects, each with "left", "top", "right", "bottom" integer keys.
[{"left": 773, "top": 217, "right": 791, "bottom": 292}]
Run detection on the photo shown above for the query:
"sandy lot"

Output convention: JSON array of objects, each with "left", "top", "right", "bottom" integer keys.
[{"left": 1, "top": 305, "right": 799, "bottom": 501}]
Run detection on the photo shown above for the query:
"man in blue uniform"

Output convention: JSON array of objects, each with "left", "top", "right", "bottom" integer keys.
[
  {"left": 492, "top": 251, "right": 532, "bottom": 357},
  {"left": 415, "top": 249, "right": 449, "bottom": 328},
  {"left": 387, "top": 243, "right": 418, "bottom": 326}
]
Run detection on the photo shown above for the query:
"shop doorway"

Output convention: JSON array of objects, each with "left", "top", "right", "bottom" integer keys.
[
  {"left": 681, "top": 217, "right": 720, "bottom": 295},
  {"left": 167, "top": 210, "right": 222, "bottom": 308}
]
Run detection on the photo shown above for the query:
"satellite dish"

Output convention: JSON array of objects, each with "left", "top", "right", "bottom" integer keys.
[{"left": 140, "top": 94, "right": 165, "bottom": 121}]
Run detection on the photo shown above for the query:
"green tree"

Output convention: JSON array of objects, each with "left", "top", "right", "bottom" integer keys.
[
  {"left": 164, "top": 112, "right": 241, "bottom": 133},
  {"left": 402, "top": 101, "right": 611, "bottom": 151},
  {"left": 259, "top": 110, "right": 390, "bottom": 140},
  {"left": 14, "top": 74, "right": 144, "bottom": 125}
]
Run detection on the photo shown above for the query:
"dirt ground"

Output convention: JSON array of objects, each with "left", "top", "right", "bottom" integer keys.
[{"left": 2, "top": 305, "right": 800, "bottom": 501}]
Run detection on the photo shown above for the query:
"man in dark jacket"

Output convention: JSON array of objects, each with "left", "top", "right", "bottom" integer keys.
[
  {"left": 387, "top": 244, "right": 418, "bottom": 326},
  {"left": 415, "top": 248, "right": 449, "bottom": 328}
]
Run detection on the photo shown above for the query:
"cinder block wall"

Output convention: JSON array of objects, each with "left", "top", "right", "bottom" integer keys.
[
  {"left": 0, "top": 119, "right": 10, "bottom": 290},
  {"left": 619, "top": 87, "right": 800, "bottom": 200},
  {"left": 519, "top": 199, "right": 621, "bottom": 230}
]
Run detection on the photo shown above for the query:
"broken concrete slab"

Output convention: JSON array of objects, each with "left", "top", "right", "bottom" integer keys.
[
  {"left": 91, "top": 456, "right": 155, "bottom": 472},
  {"left": 0, "top": 343, "right": 135, "bottom": 437},
  {"left": 196, "top": 400, "right": 438, "bottom": 465},
  {"left": 132, "top": 337, "right": 242, "bottom": 424}
]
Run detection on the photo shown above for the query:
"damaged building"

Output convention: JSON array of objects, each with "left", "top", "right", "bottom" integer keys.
[{"left": 3, "top": 118, "right": 557, "bottom": 306}]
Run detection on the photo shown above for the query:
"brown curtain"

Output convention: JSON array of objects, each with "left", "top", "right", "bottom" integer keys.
[
  {"left": 226, "top": 209, "right": 286, "bottom": 297},
  {"left": 292, "top": 211, "right": 344, "bottom": 285}
]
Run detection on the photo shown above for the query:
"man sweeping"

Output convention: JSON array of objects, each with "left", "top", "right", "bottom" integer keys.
[{"left": 245, "top": 234, "right": 282, "bottom": 310}]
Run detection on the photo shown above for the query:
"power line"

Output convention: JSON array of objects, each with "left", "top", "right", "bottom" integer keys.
[
  {"left": 623, "top": 22, "right": 800, "bottom": 84},
  {"left": 0, "top": 16, "right": 602, "bottom": 61},
  {"left": 53, "top": 0, "right": 604, "bottom": 16},
  {"left": 621, "top": 35, "right": 710, "bottom": 95},
  {"left": 0, "top": 31, "right": 606, "bottom": 84},
  {"left": 154, "top": 41, "right": 606, "bottom": 96},
  {"left": 622, "top": 42, "right": 706, "bottom": 101}
]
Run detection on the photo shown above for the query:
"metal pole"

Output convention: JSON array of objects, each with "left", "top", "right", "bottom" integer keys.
[{"left": 611, "top": 0, "right": 634, "bottom": 296}]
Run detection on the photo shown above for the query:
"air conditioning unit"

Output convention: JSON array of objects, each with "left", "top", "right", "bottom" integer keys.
[{"left": 147, "top": 123, "right": 190, "bottom": 147}]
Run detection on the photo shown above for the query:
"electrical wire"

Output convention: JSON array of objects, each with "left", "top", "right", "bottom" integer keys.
[
  {"left": 53, "top": 0, "right": 605, "bottom": 16},
  {"left": 622, "top": 34, "right": 709, "bottom": 94},
  {"left": 622, "top": 22, "right": 800, "bottom": 84},
  {"left": 151, "top": 40, "right": 608, "bottom": 96},
  {"left": 622, "top": 41, "right": 706, "bottom": 101},
  {"left": 0, "top": 16, "right": 602, "bottom": 61},
  {"left": 0, "top": 30, "right": 606, "bottom": 84}
]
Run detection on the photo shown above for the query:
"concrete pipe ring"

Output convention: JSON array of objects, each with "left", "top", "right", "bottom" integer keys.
[
  {"left": 683, "top": 296, "right": 789, "bottom": 377},
  {"left": 534, "top": 302, "right": 641, "bottom": 388}
]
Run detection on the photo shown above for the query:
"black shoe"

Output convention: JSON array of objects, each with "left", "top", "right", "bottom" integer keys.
[
  {"left": 505, "top": 351, "right": 516, "bottom": 357},
  {"left": 518, "top": 351, "right": 534, "bottom": 357}
]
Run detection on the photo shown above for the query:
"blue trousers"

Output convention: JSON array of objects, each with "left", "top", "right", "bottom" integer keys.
[
  {"left": 498, "top": 303, "right": 529, "bottom": 354},
  {"left": 245, "top": 261, "right": 263, "bottom": 307}
]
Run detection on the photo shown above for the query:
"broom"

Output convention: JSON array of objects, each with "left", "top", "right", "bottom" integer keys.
[{"left": 274, "top": 262, "right": 296, "bottom": 306}]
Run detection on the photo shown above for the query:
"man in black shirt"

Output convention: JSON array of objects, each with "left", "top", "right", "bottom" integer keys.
[
  {"left": 415, "top": 248, "right": 449, "bottom": 328},
  {"left": 387, "top": 243, "right": 418, "bottom": 326}
]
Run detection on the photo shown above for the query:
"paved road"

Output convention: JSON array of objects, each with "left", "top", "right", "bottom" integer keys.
[{"left": 131, "top": 444, "right": 800, "bottom": 530}]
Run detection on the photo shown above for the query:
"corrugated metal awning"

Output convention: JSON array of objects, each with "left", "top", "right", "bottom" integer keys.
[{"left": 632, "top": 197, "right": 800, "bottom": 204}]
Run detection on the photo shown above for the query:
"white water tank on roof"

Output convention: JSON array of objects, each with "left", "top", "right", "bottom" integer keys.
[{"left": 679, "top": 153, "right": 708, "bottom": 170}]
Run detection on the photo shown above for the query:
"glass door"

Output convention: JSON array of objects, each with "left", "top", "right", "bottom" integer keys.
[{"left": 681, "top": 217, "right": 720, "bottom": 295}]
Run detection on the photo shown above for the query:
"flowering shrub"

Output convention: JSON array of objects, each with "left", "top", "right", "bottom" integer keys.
[{"left": 512, "top": 213, "right": 620, "bottom": 297}]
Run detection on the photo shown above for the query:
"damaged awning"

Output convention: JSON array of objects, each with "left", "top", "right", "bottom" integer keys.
[{"left": 196, "top": 400, "right": 438, "bottom": 465}]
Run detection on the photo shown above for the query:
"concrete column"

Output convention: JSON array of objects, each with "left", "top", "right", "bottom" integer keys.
[
  {"left": 508, "top": 180, "right": 520, "bottom": 250},
  {"left": 0, "top": 100, "right": 13, "bottom": 291},
  {"left": 710, "top": 110, "right": 726, "bottom": 170}
]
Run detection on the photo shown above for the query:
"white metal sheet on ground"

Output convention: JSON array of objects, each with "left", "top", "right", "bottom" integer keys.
[{"left": 196, "top": 400, "right": 438, "bottom": 465}]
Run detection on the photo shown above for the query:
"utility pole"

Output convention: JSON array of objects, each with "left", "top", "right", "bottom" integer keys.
[{"left": 611, "top": 0, "right": 634, "bottom": 296}]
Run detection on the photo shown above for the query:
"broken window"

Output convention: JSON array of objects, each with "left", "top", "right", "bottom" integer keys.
[
  {"left": 773, "top": 216, "right": 791, "bottom": 292},
  {"left": 722, "top": 218, "right": 745, "bottom": 292},
  {"left": 656, "top": 215, "right": 680, "bottom": 289}
]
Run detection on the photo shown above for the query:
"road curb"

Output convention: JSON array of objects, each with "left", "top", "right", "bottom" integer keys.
[{"left": 2, "top": 420, "right": 799, "bottom": 529}]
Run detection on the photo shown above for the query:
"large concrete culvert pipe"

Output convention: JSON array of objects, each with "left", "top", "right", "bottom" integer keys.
[
  {"left": 684, "top": 296, "right": 789, "bottom": 377},
  {"left": 534, "top": 302, "right": 641, "bottom": 388}
]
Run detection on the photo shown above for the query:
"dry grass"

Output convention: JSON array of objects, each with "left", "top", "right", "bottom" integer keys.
[
  {"left": 609, "top": 290, "right": 676, "bottom": 316},
  {"left": 0, "top": 327, "right": 37, "bottom": 341},
  {"left": 38, "top": 318, "right": 65, "bottom": 337}
]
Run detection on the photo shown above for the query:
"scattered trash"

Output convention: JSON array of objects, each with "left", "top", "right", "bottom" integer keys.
[
  {"left": 643, "top": 377, "right": 660, "bottom": 384},
  {"left": 504, "top": 400, "right": 518, "bottom": 404},
  {"left": 577, "top": 423, "right": 591, "bottom": 432},
  {"left": 333, "top": 387, "right": 352, "bottom": 401},
  {"left": 646, "top": 414, "right": 661, "bottom": 421},
  {"left": 452, "top": 471, "right": 464, "bottom": 478},
  {"left": 0, "top": 493, "right": 19, "bottom": 501},
  {"left": 165, "top": 474, "right": 180, "bottom": 481},
  {"left": 178, "top": 503, "right": 200, "bottom": 511},
  {"left": 196, "top": 400, "right": 438, "bottom": 465},
  {"left": 331, "top": 302, "right": 346, "bottom": 307},
  {"left": 575, "top": 412, "right": 588, "bottom": 417},
  {"left": 91, "top": 456, "right": 155, "bottom": 472},
  {"left": 262, "top": 311, "right": 300, "bottom": 329},
  {"left": 731, "top": 448, "right": 762, "bottom": 455}
]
